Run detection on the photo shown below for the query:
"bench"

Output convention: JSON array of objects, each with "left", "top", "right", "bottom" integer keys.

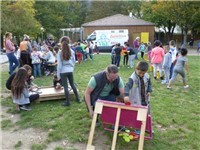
[{"left": 35, "top": 86, "right": 75, "bottom": 102}]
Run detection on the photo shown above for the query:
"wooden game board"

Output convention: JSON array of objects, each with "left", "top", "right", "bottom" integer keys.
[{"left": 35, "top": 86, "right": 74, "bottom": 102}]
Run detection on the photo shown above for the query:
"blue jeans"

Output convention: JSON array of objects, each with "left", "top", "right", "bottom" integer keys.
[
  {"left": 170, "top": 63, "right": 174, "bottom": 79},
  {"left": 115, "top": 55, "right": 121, "bottom": 67},
  {"left": 134, "top": 48, "right": 139, "bottom": 59},
  {"left": 93, "top": 94, "right": 116, "bottom": 110},
  {"left": 99, "top": 94, "right": 116, "bottom": 102},
  {"left": 33, "top": 63, "right": 41, "bottom": 77},
  {"left": 6, "top": 52, "right": 19, "bottom": 74}
]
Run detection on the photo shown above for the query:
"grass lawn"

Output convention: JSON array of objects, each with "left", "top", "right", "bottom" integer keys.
[{"left": 1, "top": 54, "right": 200, "bottom": 150}]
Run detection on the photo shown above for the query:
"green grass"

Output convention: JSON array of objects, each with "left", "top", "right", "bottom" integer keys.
[
  {"left": 14, "top": 141, "right": 22, "bottom": 149},
  {"left": 1, "top": 54, "right": 200, "bottom": 150}
]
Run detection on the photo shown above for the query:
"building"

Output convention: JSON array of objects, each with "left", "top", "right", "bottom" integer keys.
[{"left": 82, "top": 14, "right": 155, "bottom": 46}]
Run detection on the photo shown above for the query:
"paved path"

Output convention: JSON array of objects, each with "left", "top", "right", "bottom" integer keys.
[{"left": 0, "top": 53, "right": 8, "bottom": 64}]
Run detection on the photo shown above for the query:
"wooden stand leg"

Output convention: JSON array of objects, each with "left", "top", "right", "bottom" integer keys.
[
  {"left": 87, "top": 113, "right": 98, "bottom": 147},
  {"left": 111, "top": 108, "right": 121, "bottom": 150},
  {"left": 137, "top": 108, "right": 148, "bottom": 150},
  {"left": 87, "top": 102, "right": 103, "bottom": 150},
  {"left": 138, "top": 121, "right": 147, "bottom": 150}
]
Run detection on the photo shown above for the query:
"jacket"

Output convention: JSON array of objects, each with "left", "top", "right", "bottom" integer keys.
[
  {"left": 57, "top": 50, "right": 75, "bottom": 79},
  {"left": 12, "top": 87, "right": 30, "bottom": 105},
  {"left": 90, "top": 71, "right": 120, "bottom": 105},
  {"left": 151, "top": 46, "right": 165, "bottom": 64},
  {"left": 124, "top": 72, "right": 152, "bottom": 105}
]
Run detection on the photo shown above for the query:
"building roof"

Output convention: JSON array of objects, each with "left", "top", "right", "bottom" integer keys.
[{"left": 82, "top": 14, "right": 154, "bottom": 27}]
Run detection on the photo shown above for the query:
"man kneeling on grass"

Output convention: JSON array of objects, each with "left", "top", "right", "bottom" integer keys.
[{"left": 84, "top": 64, "right": 124, "bottom": 125}]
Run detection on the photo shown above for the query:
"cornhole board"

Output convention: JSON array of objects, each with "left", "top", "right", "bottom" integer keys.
[
  {"left": 35, "top": 86, "right": 75, "bottom": 102},
  {"left": 87, "top": 100, "right": 150, "bottom": 150}
]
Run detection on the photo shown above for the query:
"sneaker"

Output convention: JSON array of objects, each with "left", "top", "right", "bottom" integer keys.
[
  {"left": 184, "top": 85, "right": 189, "bottom": 89},
  {"left": 134, "top": 129, "right": 141, "bottom": 135},
  {"left": 76, "top": 99, "right": 82, "bottom": 103},
  {"left": 20, "top": 105, "right": 32, "bottom": 111},
  {"left": 110, "top": 125, "right": 126, "bottom": 131},
  {"left": 167, "top": 86, "right": 171, "bottom": 89},
  {"left": 160, "top": 76, "right": 164, "bottom": 80},
  {"left": 161, "top": 81, "right": 166, "bottom": 84},
  {"left": 36, "top": 90, "right": 42, "bottom": 94},
  {"left": 96, "top": 122, "right": 101, "bottom": 127},
  {"left": 154, "top": 77, "right": 157, "bottom": 80},
  {"left": 45, "top": 71, "right": 50, "bottom": 76},
  {"left": 96, "top": 119, "right": 101, "bottom": 127},
  {"left": 62, "top": 101, "right": 70, "bottom": 106}
]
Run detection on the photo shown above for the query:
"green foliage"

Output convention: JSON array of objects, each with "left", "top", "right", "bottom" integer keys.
[
  {"left": 34, "top": 1, "right": 88, "bottom": 39},
  {"left": 85, "top": 1, "right": 142, "bottom": 22},
  {"left": 142, "top": 1, "right": 200, "bottom": 43},
  {"left": 1, "top": 119, "right": 13, "bottom": 130},
  {"left": 31, "top": 143, "right": 46, "bottom": 150},
  {"left": 2, "top": 0, "right": 199, "bottom": 43},
  {"left": 1, "top": 0, "right": 41, "bottom": 38},
  {"left": 54, "top": 147, "right": 65, "bottom": 150},
  {"left": 14, "top": 141, "right": 22, "bottom": 149}
]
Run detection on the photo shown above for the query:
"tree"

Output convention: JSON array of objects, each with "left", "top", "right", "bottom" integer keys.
[
  {"left": 1, "top": 0, "right": 41, "bottom": 43},
  {"left": 171, "top": 1, "right": 200, "bottom": 48},
  {"left": 125, "top": 1, "right": 143, "bottom": 18},
  {"left": 84, "top": 1, "right": 140, "bottom": 22},
  {"left": 34, "top": 1, "right": 88, "bottom": 40},
  {"left": 141, "top": 0, "right": 200, "bottom": 46},
  {"left": 141, "top": 1, "right": 177, "bottom": 43}
]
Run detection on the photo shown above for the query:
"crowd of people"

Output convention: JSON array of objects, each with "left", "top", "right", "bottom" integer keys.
[
  {"left": 3, "top": 32, "right": 189, "bottom": 119},
  {"left": 4, "top": 32, "right": 95, "bottom": 110}
]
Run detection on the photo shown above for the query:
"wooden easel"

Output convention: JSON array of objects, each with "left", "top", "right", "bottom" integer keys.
[{"left": 86, "top": 100, "right": 148, "bottom": 150}]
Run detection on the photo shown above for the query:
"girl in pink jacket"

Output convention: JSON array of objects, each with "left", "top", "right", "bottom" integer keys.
[{"left": 151, "top": 40, "right": 165, "bottom": 80}]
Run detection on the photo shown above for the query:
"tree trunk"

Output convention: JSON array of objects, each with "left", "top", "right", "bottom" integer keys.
[{"left": 181, "top": 28, "right": 188, "bottom": 48}]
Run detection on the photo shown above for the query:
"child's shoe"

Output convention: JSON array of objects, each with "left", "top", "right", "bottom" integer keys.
[
  {"left": 134, "top": 129, "right": 141, "bottom": 135},
  {"left": 76, "top": 98, "right": 82, "bottom": 103},
  {"left": 184, "top": 85, "right": 189, "bottom": 89},
  {"left": 167, "top": 86, "right": 171, "bottom": 89},
  {"left": 161, "top": 80, "right": 166, "bottom": 84},
  {"left": 20, "top": 105, "right": 32, "bottom": 111}
]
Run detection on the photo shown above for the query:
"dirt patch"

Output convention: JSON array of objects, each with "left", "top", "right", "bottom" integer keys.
[
  {"left": 1, "top": 106, "right": 47, "bottom": 149},
  {"left": 0, "top": 106, "right": 110, "bottom": 150},
  {"left": 1, "top": 128, "right": 48, "bottom": 149}
]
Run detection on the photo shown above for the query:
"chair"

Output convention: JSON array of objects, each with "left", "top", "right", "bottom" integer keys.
[{"left": 86, "top": 100, "right": 153, "bottom": 150}]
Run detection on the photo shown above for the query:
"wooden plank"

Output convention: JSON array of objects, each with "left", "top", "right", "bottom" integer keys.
[
  {"left": 87, "top": 105, "right": 100, "bottom": 149},
  {"left": 86, "top": 145, "right": 95, "bottom": 150},
  {"left": 94, "top": 101, "right": 103, "bottom": 114},
  {"left": 111, "top": 107, "right": 121, "bottom": 150},
  {"left": 34, "top": 86, "right": 75, "bottom": 102},
  {"left": 137, "top": 108, "right": 148, "bottom": 150},
  {"left": 138, "top": 120, "right": 147, "bottom": 150},
  {"left": 137, "top": 108, "right": 148, "bottom": 121}
]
